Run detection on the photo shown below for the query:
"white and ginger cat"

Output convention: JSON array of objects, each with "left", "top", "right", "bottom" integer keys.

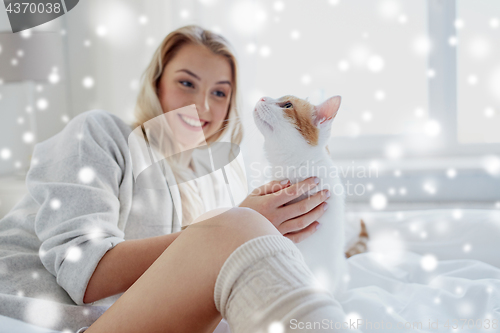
[{"left": 253, "top": 94, "right": 366, "bottom": 297}]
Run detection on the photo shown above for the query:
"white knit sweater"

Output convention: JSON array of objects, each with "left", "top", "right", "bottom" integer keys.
[{"left": 0, "top": 110, "right": 241, "bottom": 332}]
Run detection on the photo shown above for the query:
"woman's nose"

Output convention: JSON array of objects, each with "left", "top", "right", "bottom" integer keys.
[{"left": 196, "top": 94, "right": 210, "bottom": 114}]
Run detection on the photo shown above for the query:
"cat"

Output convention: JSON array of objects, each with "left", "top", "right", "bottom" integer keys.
[{"left": 253, "top": 94, "right": 366, "bottom": 297}]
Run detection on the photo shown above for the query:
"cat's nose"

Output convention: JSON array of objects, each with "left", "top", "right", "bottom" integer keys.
[{"left": 260, "top": 97, "right": 266, "bottom": 102}]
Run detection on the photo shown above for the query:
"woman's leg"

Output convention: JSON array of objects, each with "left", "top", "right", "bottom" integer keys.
[{"left": 84, "top": 207, "right": 281, "bottom": 333}]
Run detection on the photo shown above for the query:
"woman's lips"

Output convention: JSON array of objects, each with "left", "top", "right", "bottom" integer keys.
[{"left": 177, "top": 113, "right": 209, "bottom": 132}]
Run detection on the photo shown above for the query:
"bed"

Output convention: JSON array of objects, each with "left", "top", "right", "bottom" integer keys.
[
  {"left": 1, "top": 208, "right": 499, "bottom": 332},
  {"left": 339, "top": 208, "right": 500, "bottom": 332}
]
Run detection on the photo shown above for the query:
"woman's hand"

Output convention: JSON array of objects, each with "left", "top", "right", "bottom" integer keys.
[{"left": 239, "top": 177, "right": 330, "bottom": 243}]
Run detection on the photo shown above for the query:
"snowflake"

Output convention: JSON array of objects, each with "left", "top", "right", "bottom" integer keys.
[
  {"left": 370, "top": 193, "right": 387, "bottom": 210},
  {"left": 345, "top": 312, "right": 362, "bottom": 326},
  {"left": 379, "top": 0, "right": 401, "bottom": 19},
  {"left": 246, "top": 43, "right": 256, "bottom": 53},
  {"left": 399, "top": 187, "right": 407, "bottom": 195},
  {"left": 61, "top": 115, "right": 69, "bottom": 123},
  {"left": 424, "top": 119, "right": 441, "bottom": 137},
  {"left": 23, "top": 132, "right": 35, "bottom": 143},
  {"left": 420, "top": 254, "right": 438, "bottom": 271},
  {"left": 374, "top": 90, "right": 386, "bottom": 101},
  {"left": 50, "top": 198, "right": 61, "bottom": 210},
  {"left": 273, "top": 1, "right": 284, "bottom": 11},
  {"left": 65, "top": 247, "right": 82, "bottom": 262},
  {"left": 362, "top": 111, "right": 372, "bottom": 122},
  {"left": 25, "top": 298, "right": 60, "bottom": 328},
  {"left": 88, "top": 227, "right": 105, "bottom": 240},
  {"left": 454, "top": 18, "right": 465, "bottom": 29},
  {"left": 491, "top": 18, "right": 499, "bottom": 29},
  {"left": 423, "top": 182, "right": 436, "bottom": 195},
  {"left": 229, "top": 1, "right": 267, "bottom": 35},
  {"left": 36, "top": 98, "right": 48, "bottom": 110},
  {"left": 482, "top": 155, "right": 500, "bottom": 176},
  {"left": 414, "top": 107, "right": 425, "bottom": 118},
  {"left": 367, "top": 55, "right": 385, "bottom": 72},
  {"left": 448, "top": 36, "right": 458, "bottom": 46},
  {"left": 179, "top": 9, "right": 189, "bottom": 19},
  {"left": 301, "top": 74, "right": 311, "bottom": 85},
  {"left": 463, "top": 243, "right": 472, "bottom": 253},
  {"left": 95, "top": 25, "right": 108, "bottom": 37},
  {"left": 452, "top": 209, "right": 463, "bottom": 219},
  {"left": 259, "top": 46, "right": 271, "bottom": 57},
  {"left": 268, "top": 321, "right": 284, "bottom": 333},
  {"left": 83, "top": 40, "right": 91, "bottom": 47},
  {"left": 385, "top": 143, "right": 402, "bottom": 159},
  {"left": 21, "top": 30, "right": 32, "bottom": 38},
  {"left": 138, "top": 15, "right": 148, "bottom": 25},
  {"left": 290, "top": 30, "right": 300, "bottom": 40},
  {"left": 467, "top": 75, "right": 478, "bottom": 85},
  {"left": 48, "top": 72, "right": 60, "bottom": 84},
  {"left": 484, "top": 107, "right": 495, "bottom": 118},
  {"left": 446, "top": 168, "right": 457, "bottom": 178},
  {"left": 338, "top": 60, "right": 350, "bottom": 71},
  {"left": 82, "top": 76, "right": 95, "bottom": 89},
  {"left": 412, "top": 35, "right": 432, "bottom": 56},
  {"left": 78, "top": 167, "right": 95, "bottom": 183},
  {"left": 0, "top": 148, "right": 11, "bottom": 160}
]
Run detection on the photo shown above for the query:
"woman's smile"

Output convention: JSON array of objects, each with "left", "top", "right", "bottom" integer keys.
[{"left": 177, "top": 113, "right": 209, "bottom": 132}]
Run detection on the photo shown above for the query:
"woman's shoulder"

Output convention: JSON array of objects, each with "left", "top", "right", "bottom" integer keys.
[
  {"left": 32, "top": 109, "right": 135, "bottom": 169},
  {"left": 71, "top": 109, "right": 134, "bottom": 139}
]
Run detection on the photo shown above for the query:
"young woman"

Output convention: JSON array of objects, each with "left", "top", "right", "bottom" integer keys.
[{"left": 0, "top": 25, "right": 346, "bottom": 333}]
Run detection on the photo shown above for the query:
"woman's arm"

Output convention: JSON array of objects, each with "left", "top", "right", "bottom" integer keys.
[{"left": 83, "top": 231, "right": 182, "bottom": 304}]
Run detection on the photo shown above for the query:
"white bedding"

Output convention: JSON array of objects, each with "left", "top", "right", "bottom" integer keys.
[
  {"left": 338, "top": 209, "right": 500, "bottom": 332},
  {"left": 2, "top": 209, "right": 499, "bottom": 332}
]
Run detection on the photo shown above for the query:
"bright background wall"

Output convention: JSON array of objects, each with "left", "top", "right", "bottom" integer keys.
[{"left": 0, "top": 0, "right": 499, "bottom": 217}]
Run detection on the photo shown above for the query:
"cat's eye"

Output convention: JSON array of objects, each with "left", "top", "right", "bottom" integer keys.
[{"left": 280, "top": 102, "right": 293, "bottom": 109}]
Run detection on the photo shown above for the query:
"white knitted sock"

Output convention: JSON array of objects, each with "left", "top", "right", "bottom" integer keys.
[{"left": 214, "top": 235, "right": 361, "bottom": 333}]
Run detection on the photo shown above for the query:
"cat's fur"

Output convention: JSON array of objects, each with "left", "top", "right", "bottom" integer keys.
[{"left": 253, "top": 94, "right": 351, "bottom": 297}]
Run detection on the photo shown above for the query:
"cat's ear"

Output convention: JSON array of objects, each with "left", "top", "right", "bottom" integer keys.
[{"left": 313, "top": 96, "right": 341, "bottom": 128}]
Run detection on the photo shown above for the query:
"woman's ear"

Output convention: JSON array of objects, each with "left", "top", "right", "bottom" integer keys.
[{"left": 313, "top": 96, "right": 341, "bottom": 127}]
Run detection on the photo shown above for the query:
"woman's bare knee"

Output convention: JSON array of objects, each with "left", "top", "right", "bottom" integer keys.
[
  {"left": 178, "top": 207, "right": 281, "bottom": 275},
  {"left": 188, "top": 207, "right": 279, "bottom": 244}
]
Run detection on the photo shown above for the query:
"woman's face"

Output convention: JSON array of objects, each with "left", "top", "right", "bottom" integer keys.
[{"left": 157, "top": 43, "right": 233, "bottom": 148}]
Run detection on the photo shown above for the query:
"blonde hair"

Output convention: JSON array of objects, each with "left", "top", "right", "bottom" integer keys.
[{"left": 132, "top": 25, "right": 244, "bottom": 228}]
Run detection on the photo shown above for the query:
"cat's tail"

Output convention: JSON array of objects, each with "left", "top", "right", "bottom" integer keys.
[{"left": 345, "top": 219, "right": 369, "bottom": 258}]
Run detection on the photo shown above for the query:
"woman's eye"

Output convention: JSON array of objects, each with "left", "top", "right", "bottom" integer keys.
[
  {"left": 281, "top": 102, "right": 293, "bottom": 108},
  {"left": 180, "top": 81, "right": 194, "bottom": 88},
  {"left": 213, "top": 91, "right": 226, "bottom": 97}
]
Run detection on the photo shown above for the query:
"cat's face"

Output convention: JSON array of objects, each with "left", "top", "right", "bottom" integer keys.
[{"left": 253, "top": 95, "right": 341, "bottom": 147}]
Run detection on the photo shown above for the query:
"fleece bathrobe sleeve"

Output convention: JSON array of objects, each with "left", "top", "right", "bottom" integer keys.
[{"left": 25, "top": 110, "right": 133, "bottom": 305}]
